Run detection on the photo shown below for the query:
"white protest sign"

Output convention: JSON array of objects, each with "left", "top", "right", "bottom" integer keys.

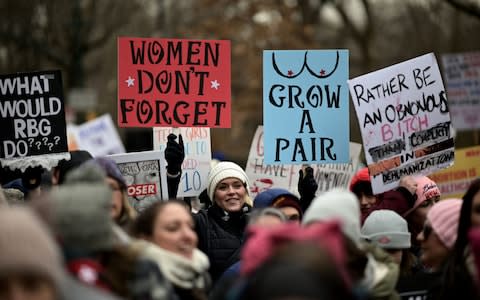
[
  {"left": 153, "top": 127, "right": 211, "bottom": 197},
  {"left": 441, "top": 52, "right": 480, "bottom": 130},
  {"left": 73, "top": 114, "right": 125, "bottom": 157},
  {"left": 311, "top": 142, "right": 362, "bottom": 193},
  {"left": 108, "top": 150, "right": 168, "bottom": 212},
  {"left": 246, "top": 126, "right": 298, "bottom": 199},
  {"left": 349, "top": 53, "right": 454, "bottom": 194}
]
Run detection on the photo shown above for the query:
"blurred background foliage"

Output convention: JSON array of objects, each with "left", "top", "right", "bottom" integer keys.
[{"left": 1, "top": 0, "right": 479, "bottom": 165}]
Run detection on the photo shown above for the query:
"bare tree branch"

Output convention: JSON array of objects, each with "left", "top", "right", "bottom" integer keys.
[
  {"left": 0, "top": 30, "right": 67, "bottom": 67},
  {"left": 334, "top": 2, "right": 363, "bottom": 43},
  {"left": 445, "top": 0, "right": 480, "bottom": 19}
]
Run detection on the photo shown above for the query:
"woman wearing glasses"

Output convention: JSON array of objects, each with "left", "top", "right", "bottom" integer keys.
[
  {"left": 417, "top": 198, "right": 462, "bottom": 271},
  {"left": 397, "top": 198, "right": 462, "bottom": 299}
]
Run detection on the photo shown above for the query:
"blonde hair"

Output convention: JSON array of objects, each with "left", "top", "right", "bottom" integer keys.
[{"left": 244, "top": 194, "right": 253, "bottom": 207}]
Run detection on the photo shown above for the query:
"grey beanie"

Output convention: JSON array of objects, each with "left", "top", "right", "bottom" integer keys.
[
  {"left": 361, "top": 210, "right": 411, "bottom": 249},
  {"left": 50, "top": 163, "right": 119, "bottom": 252},
  {"left": 302, "top": 188, "right": 362, "bottom": 246}
]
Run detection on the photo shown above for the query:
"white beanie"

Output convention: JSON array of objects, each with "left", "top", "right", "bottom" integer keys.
[
  {"left": 207, "top": 161, "right": 250, "bottom": 201},
  {"left": 302, "top": 188, "right": 362, "bottom": 245},
  {"left": 361, "top": 210, "right": 411, "bottom": 249}
]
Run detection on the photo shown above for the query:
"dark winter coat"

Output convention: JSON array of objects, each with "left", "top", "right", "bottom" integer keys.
[{"left": 193, "top": 204, "right": 250, "bottom": 283}]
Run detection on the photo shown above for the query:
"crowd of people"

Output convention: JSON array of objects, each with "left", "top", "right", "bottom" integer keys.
[{"left": 1, "top": 133, "right": 480, "bottom": 300}]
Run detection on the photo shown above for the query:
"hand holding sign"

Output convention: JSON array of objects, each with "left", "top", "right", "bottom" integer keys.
[
  {"left": 165, "top": 133, "right": 185, "bottom": 176},
  {"left": 298, "top": 166, "right": 318, "bottom": 211}
]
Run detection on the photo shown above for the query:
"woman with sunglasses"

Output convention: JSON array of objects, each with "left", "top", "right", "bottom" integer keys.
[
  {"left": 439, "top": 179, "right": 480, "bottom": 299},
  {"left": 396, "top": 198, "right": 461, "bottom": 299},
  {"left": 417, "top": 199, "right": 462, "bottom": 271}
]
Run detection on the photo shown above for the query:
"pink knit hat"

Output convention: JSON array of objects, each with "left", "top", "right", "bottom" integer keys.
[
  {"left": 403, "top": 176, "right": 441, "bottom": 217},
  {"left": 427, "top": 198, "right": 462, "bottom": 249}
]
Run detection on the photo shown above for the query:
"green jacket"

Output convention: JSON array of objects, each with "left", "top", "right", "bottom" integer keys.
[{"left": 362, "top": 242, "right": 400, "bottom": 300}]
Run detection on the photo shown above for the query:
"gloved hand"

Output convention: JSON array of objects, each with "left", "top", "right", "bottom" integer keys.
[
  {"left": 165, "top": 133, "right": 185, "bottom": 176},
  {"left": 298, "top": 166, "right": 318, "bottom": 211}
]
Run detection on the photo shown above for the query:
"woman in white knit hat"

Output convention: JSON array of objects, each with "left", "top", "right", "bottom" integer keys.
[{"left": 192, "top": 161, "right": 252, "bottom": 283}]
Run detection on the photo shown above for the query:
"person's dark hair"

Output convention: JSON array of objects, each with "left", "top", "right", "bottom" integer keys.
[
  {"left": 351, "top": 180, "right": 374, "bottom": 199},
  {"left": 98, "top": 246, "right": 140, "bottom": 297},
  {"left": 56, "top": 150, "right": 93, "bottom": 184},
  {"left": 21, "top": 167, "right": 44, "bottom": 190},
  {"left": 198, "top": 189, "right": 212, "bottom": 209},
  {"left": 131, "top": 199, "right": 189, "bottom": 238},
  {"left": 441, "top": 178, "right": 480, "bottom": 299},
  {"left": 342, "top": 234, "right": 369, "bottom": 283},
  {"left": 455, "top": 179, "right": 480, "bottom": 254},
  {"left": 242, "top": 241, "right": 354, "bottom": 300},
  {"left": 399, "top": 249, "right": 416, "bottom": 277}
]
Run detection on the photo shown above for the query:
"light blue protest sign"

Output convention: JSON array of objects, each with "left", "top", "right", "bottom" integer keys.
[{"left": 263, "top": 50, "right": 350, "bottom": 164}]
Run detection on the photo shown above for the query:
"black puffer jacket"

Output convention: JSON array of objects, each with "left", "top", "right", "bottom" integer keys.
[{"left": 193, "top": 204, "right": 250, "bottom": 283}]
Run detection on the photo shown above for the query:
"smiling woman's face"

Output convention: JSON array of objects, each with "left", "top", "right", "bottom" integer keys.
[
  {"left": 150, "top": 202, "right": 198, "bottom": 259},
  {"left": 214, "top": 178, "right": 247, "bottom": 212}
]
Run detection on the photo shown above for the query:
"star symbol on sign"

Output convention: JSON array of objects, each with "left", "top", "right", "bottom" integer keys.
[
  {"left": 319, "top": 69, "right": 326, "bottom": 76},
  {"left": 125, "top": 76, "right": 135, "bottom": 87},
  {"left": 210, "top": 80, "right": 220, "bottom": 90},
  {"left": 287, "top": 70, "right": 294, "bottom": 76}
]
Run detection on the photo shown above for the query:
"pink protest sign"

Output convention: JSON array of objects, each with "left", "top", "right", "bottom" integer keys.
[{"left": 118, "top": 37, "right": 231, "bottom": 128}]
